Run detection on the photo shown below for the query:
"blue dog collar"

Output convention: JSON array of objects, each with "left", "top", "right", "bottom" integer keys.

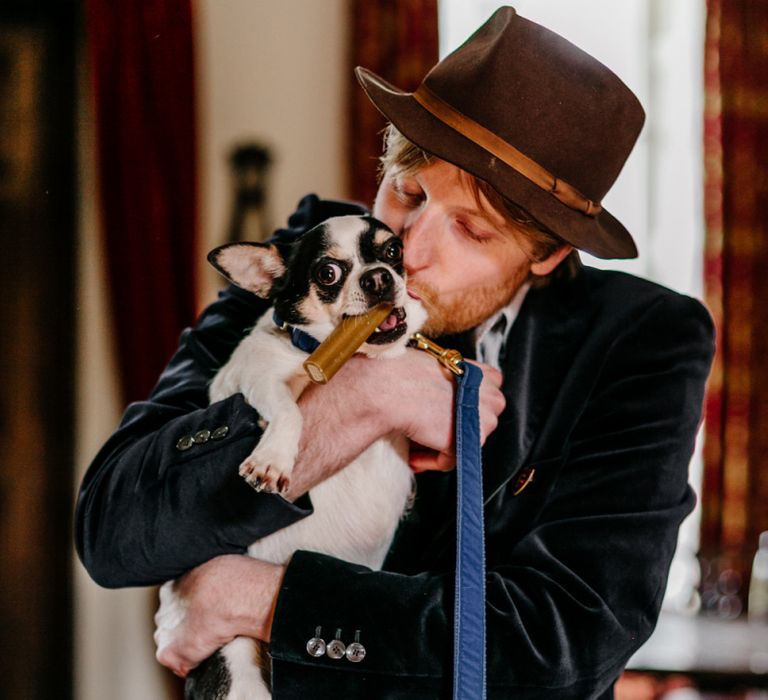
[{"left": 273, "top": 311, "right": 321, "bottom": 354}]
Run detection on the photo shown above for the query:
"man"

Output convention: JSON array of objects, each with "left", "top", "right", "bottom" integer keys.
[{"left": 76, "top": 8, "right": 714, "bottom": 698}]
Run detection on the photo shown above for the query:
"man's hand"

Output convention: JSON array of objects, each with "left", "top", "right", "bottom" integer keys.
[
  {"left": 154, "top": 555, "right": 284, "bottom": 677},
  {"left": 284, "top": 349, "right": 505, "bottom": 498},
  {"left": 395, "top": 355, "right": 505, "bottom": 472}
]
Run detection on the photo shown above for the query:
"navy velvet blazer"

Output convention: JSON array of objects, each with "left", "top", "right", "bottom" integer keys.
[{"left": 75, "top": 196, "right": 715, "bottom": 698}]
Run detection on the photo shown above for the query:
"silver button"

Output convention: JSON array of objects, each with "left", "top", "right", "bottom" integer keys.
[
  {"left": 345, "top": 642, "right": 366, "bottom": 663},
  {"left": 306, "top": 627, "right": 326, "bottom": 657},
  {"left": 326, "top": 629, "right": 346, "bottom": 660},
  {"left": 345, "top": 630, "right": 365, "bottom": 663},
  {"left": 176, "top": 435, "right": 194, "bottom": 451},
  {"left": 306, "top": 638, "right": 326, "bottom": 657},
  {"left": 193, "top": 429, "right": 211, "bottom": 444},
  {"left": 211, "top": 425, "right": 229, "bottom": 440}
]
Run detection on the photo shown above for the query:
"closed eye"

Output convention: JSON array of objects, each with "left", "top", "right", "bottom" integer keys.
[
  {"left": 455, "top": 219, "right": 493, "bottom": 244},
  {"left": 392, "top": 180, "right": 425, "bottom": 207}
]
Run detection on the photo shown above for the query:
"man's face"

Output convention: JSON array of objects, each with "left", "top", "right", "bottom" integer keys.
[{"left": 373, "top": 159, "right": 534, "bottom": 336}]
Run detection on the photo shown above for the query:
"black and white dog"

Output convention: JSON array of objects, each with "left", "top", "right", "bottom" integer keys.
[{"left": 157, "top": 215, "right": 427, "bottom": 699}]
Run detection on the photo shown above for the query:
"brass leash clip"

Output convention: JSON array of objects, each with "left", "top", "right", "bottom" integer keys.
[{"left": 411, "top": 332, "right": 465, "bottom": 376}]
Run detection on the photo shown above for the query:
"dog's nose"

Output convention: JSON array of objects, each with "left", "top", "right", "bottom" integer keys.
[{"left": 359, "top": 267, "right": 394, "bottom": 300}]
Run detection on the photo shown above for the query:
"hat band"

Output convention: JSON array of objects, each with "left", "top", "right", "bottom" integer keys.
[{"left": 413, "top": 84, "right": 602, "bottom": 217}]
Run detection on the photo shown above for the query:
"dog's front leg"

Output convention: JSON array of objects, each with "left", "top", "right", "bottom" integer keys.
[{"left": 239, "top": 373, "right": 309, "bottom": 494}]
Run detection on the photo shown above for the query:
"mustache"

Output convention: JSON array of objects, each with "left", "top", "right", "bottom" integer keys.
[
  {"left": 408, "top": 280, "right": 440, "bottom": 314},
  {"left": 406, "top": 281, "right": 449, "bottom": 335}
]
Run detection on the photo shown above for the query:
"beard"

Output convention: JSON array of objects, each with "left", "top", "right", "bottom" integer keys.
[{"left": 410, "top": 269, "right": 528, "bottom": 336}]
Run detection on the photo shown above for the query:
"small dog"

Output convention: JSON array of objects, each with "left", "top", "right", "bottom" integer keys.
[{"left": 157, "top": 215, "right": 427, "bottom": 699}]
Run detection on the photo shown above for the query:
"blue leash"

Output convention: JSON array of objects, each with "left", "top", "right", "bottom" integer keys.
[
  {"left": 452, "top": 362, "right": 486, "bottom": 700},
  {"left": 408, "top": 333, "right": 488, "bottom": 699}
]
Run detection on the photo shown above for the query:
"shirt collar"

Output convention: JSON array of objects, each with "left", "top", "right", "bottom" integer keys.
[{"left": 473, "top": 281, "right": 531, "bottom": 368}]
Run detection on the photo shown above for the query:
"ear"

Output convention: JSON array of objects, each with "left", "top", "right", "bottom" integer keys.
[
  {"left": 207, "top": 242, "right": 286, "bottom": 297},
  {"left": 530, "top": 245, "right": 574, "bottom": 277}
]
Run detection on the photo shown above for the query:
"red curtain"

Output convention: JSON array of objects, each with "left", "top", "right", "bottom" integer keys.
[
  {"left": 346, "top": 0, "right": 439, "bottom": 207},
  {"left": 701, "top": 0, "right": 768, "bottom": 587},
  {"left": 87, "top": 0, "right": 199, "bottom": 404}
]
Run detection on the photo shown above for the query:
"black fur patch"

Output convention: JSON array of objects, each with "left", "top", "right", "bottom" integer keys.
[
  {"left": 358, "top": 218, "right": 381, "bottom": 264},
  {"left": 357, "top": 216, "right": 403, "bottom": 276},
  {"left": 311, "top": 256, "right": 351, "bottom": 304},
  {"left": 270, "top": 224, "right": 331, "bottom": 324},
  {"left": 185, "top": 650, "right": 231, "bottom": 700}
]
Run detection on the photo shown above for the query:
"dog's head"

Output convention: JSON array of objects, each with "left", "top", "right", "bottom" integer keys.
[{"left": 209, "top": 215, "right": 426, "bottom": 356}]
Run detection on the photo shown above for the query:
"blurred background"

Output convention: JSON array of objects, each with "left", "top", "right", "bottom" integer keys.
[{"left": 1, "top": 0, "right": 767, "bottom": 698}]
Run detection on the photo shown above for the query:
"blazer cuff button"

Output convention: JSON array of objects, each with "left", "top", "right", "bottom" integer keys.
[
  {"left": 345, "top": 630, "right": 365, "bottom": 663},
  {"left": 193, "top": 429, "right": 211, "bottom": 444},
  {"left": 211, "top": 425, "right": 229, "bottom": 440},
  {"left": 306, "top": 626, "right": 326, "bottom": 658},
  {"left": 326, "top": 629, "right": 346, "bottom": 660},
  {"left": 176, "top": 435, "right": 194, "bottom": 451}
]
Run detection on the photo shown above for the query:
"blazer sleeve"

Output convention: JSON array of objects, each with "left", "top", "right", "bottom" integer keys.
[
  {"left": 267, "top": 293, "right": 715, "bottom": 699},
  {"left": 75, "top": 283, "right": 314, "bottom": 588}
]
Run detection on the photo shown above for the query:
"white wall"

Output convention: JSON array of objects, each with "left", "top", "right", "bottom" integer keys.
[
  {"left": 195, "top": 0, "right": 349, "bottom": 307},
  {"left": 74, "top": 2, "right": 349, "bottom": 697}
]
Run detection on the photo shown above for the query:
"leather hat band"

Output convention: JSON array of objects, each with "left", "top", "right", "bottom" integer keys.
[{"left": 413, "top": 84, "right": 602, "bottom": 217}]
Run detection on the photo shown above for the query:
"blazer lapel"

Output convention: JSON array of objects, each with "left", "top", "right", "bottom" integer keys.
[{"left": 482, "top": 269, "right": 594, "bottom": 504}]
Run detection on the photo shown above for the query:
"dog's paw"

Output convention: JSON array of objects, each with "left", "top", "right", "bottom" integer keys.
[{"left": 239, "top": 448, "right": 293, "bottom": 495}]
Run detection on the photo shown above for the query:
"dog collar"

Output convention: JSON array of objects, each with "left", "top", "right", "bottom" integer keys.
[{"left": 273, "top": 311, "right": 321, "bottom": 354}]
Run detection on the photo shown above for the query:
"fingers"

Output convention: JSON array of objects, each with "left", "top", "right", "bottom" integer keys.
[
  {"left": 154, "top": 601, "right": 214, "bottom": 678},
  {"left": 409, "top": 444, "right": 456, "bottom": 472},
  {"left": 466, "top": 360, "right": 503, "bottom": 388},
  {"left": 154, "top": 589, "right": 193, "bottom": 677},
  {"left": 155, "top": 641, "right": 191, "bottom": 678},
  {"left": 466, "top": 361, "right": 505, "bottom": 444},
  {"left": 154, "top": 616, "right": 192, "bottom": 677}
]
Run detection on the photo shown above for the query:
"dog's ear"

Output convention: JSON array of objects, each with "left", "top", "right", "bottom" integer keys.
[{"left": 208, "top": 242, "right": 286, "bottom": 298}]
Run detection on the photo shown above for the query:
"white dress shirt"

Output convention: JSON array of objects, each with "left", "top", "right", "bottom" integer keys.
[{"left": 473, "top": 281, "right": 531, "bottom": 370}]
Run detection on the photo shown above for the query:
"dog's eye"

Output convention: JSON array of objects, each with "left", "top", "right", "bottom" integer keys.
[
  {"left": 383, "top": 240, "right": 403, "bottom": 262},
  {"left": 315, "top": 263, "right": 343, "bottom": 286}
]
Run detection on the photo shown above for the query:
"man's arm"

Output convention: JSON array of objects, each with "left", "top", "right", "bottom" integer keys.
[{"left": 74, "top": 284, "right": 312, "bottom": 587}]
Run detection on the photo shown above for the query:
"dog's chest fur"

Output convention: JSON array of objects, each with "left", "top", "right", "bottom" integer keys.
[
  {"left": 210, "top": 313, "right": 415, "bottom": 570},
  {"left": 247, "top": 430, "right": 413, "bottom": 570}
]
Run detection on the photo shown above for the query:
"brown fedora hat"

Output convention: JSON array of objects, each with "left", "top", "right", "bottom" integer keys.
[{"left": 356, "top": 6, "right": 645, "bottom": 259}]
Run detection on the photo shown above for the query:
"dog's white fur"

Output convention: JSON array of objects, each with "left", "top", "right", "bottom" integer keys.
[{"left": 156, "top": 216, "right": 427, "bottom": 699}]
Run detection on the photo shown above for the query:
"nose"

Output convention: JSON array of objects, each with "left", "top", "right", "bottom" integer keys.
[
  {"left": 359, "top": 267, "right": 394, "bottom": 301},
  {"left": 401, "top": 209, "right": 438, "bottom": 276}
]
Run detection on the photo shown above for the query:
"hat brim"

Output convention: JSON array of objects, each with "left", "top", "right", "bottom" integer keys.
[{"left": 356, "top": 67, "right": 638, "bottom": 260}]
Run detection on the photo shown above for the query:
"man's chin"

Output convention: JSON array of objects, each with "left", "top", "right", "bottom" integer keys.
[{"left": 418, "top": 309, "right": 481, "bottom": 337}]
